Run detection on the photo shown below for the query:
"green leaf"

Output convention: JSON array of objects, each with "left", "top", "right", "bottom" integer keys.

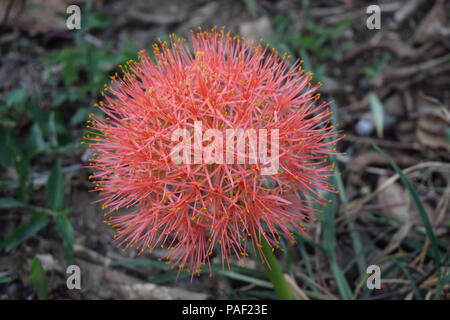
[
  {"left": 25, "top": 100, "right": 49, "bottom": 130},
  {"left": 29, "top": 258, "right": 49, "bottom": 300},
  {"left": 110, "top": 258, "right": 168, "bottom": 269},
  {"left": 361, "top": 53, "right": 390, "bottom": 78},
  {"left": 52, "top": 92, "right": 69, "bottom": 106},
  {"left": 45, "top": 159, "right": 64, "bottom": 211},
  {"left": 242, "top": 0, "right": 258, "bottom": 17},
  {"left": 70, "top": 107, "right": 89, "bottom": 125},
  {"left": 1, "top": 211, "right": 49, "bottom": 251},
  {"left": 83, "top": 11, "right": 110, "bottom": 31},
  {"left": 54, "top": 213, "right": 74, "bottom": 264},
  {"left": 5, "top": 88, "right": 27, "bottom": 108},
  {"left": 294, "top": 36, "right": 321, "bottom": 51},
  {"left": 15, "top": 155, "right": 32, "bottom": 203},
  {"left": 368, "top": 93, "right": 384, "bottom": 138},
  {"left": 0, "top": 197, "right": 24, "bottom": 209},
  {"left": 0, "top": 179, "right": 16, "bottom": 188},
  {"left": 26, "top": 123, "right": 47, "bottom": 158},
  {"left": 148, "top": 269, "right": 191, "bottom": 284},
  {"left": 326, "top": 19, "right": 353, "bottom": 39},
  {"left": 62, "top": 61, "right": 79, "bottom": 86},
  {"left": 0, "top": 128, "right": 13, "bottom": 167},
  {"left": 47, "top": 111, "right": 59, "bottom": 148}
]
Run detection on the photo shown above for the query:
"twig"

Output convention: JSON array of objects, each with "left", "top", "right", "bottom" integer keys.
[{"left": 342, "top": 162, "right": 450, "bottom": 220}]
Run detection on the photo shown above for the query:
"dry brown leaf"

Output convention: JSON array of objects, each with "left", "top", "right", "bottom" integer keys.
[
  {"left": 394, "top": 0, "right": 422, "bottom": 25},
  {"left": 377, "top": 177, "right": 410, "bottom": 222},
  {"left": 76, "top": 259, "right": 207, "bottom": 300},
  {"left": 416, "top": 108, "right": 450, "bottom": 152},
  {"left": 239, "top": 16, "right": 273, "bottom": 44},
  {"left": 348, "top": 150, "right": 420, "bottom": 172},
  {"left": 413, "top": 0, "right": 448, "bottom": 42},
  {"left": 0, "top": 0, "right": 85, "bottom": 35},
  {"left": 377, "top": 177, "right": 439, "bottom": 233}
]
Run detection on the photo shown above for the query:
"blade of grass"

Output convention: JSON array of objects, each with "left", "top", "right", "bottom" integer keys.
[
  {"left": 329, "top": 101, "right": 366, "bottom": 276},
  {"left": 280, "top": 239, "right": 294, "bottom": 273},
  {"left": 110, "top": 258, "right": 168, "bottom": 269},
  {"left": 396, "top": 261, "right": 422, "bottom": 300},
  {"left": 54, "top": 211, "right": 74, "bottom": 265},
  {"left": 0, "top": 211, "right": 49, "bottom": 251},
  {"left": 368, "top": 92, "right": 384, "bottom": 138},
  {"left": 45, "top": 158, "right": 64, "bottom": 212},
  {"left": 111, "top": 258, "right": 265, "bottom": 277},
  {"left": 0, "top": 197, "right": 24, "bottom": 209},
  {"left": 344, "top": 229, "right": 390, "bottom": 275},
  {"left": 217, "top": 270, "right": 273, "bottom": 289},
  {"left": 295, "top": 230, "right": 325, "bottom": 252},
  {"left": 29, "top": 257, "right": 49, "bottom": 300},
  {"left": 116, "top": 258, "right": 273, "bottom": 288},
  {"left": 297, "top": 238, "right": 315, "bottom": 283},
  {"left": 320, "top": 192, "right": 353, "bottom": 300},
  {"left": 373, "top": 143, "right": 442, "bottom": 296},
  {"left": 148, "top": 269, "right": 191, "bottom": 284},
  {"left": 244, "top": 290, "right": 277, "bottom": 299}
]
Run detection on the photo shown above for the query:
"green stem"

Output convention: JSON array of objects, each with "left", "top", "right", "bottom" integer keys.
[{"left": 259, "top": 236, "right": 295, "bottom": 300}]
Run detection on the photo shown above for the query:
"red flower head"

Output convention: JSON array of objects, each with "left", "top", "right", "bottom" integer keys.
[{"left": 85, "top": 27, "right": 340, "bottom": 274}]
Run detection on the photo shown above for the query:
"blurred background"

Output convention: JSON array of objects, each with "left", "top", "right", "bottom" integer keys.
[{"left": 0, "top": 0, "right": 449, "bottom": 300}]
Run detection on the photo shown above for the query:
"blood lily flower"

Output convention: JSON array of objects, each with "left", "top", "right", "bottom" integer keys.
[{"left": 84, "top": 27, "right": 341, "bottom": 274}]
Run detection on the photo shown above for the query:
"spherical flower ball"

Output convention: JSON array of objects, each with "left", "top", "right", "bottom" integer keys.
[{"left": 85, "top": 27, "right": 341, "bottom": 274}]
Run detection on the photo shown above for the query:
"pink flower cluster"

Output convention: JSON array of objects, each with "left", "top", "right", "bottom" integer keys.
[{"left": 85, "top": 27, "right": 340, "bottom": 274}]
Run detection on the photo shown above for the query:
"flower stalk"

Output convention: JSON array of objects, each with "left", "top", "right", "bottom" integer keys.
[{"left": 259, "top": 236, "right": 295, "bottom": 300}]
